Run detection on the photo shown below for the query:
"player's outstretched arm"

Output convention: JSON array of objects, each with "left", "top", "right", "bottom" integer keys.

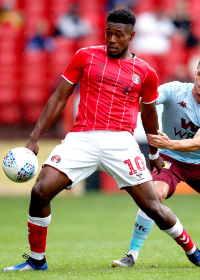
[
  {"left": 141, "top": 102, "right": 164, "bottom": 174},
  {"left": 26, "top": 79, "right": 76, "bottom": 154},
  {"left": 147, "top": 130, "right": 200, "bottom": 152}
]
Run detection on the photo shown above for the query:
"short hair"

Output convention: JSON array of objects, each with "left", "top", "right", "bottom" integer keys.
[
  {"left": 107, "top": 8, "right": 136, "bottom": 27},
  {"left": 197, "top": 61, "right": 200, "bottom": 68}
]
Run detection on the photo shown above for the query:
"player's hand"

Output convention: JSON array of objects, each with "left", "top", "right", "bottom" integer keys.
[
  {"left": 147, "top": 130, "right": 171, "bottom": 149},
  {"left": 149, "top": 155, "right": 164, "bottom": 174},
  {"left": 25, "top": 139, "right": 39, "bottom": 155}
]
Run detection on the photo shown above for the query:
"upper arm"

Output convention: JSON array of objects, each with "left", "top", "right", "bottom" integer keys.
[
  {"left": 141, "top": 66, "right": 158, "bottom": 104},
  {"left": 62, "top": 48, "right": 85, "bottom": 84},
  {"left": 52, "top": 78, "right": 76, "bottom": 102},
  {"left": 47, "top": 49, "right": 85, "bottom": 104},
  {"left": 156, "top": 82, "right": 177, "bottom": 105}
]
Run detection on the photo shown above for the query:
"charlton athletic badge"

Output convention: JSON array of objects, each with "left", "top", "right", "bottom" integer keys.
[
  {"left": 51, "top": 155, "right": 61, "bottom": 163},
  {"left": 132, "top": 74, "right": 141, "bottom": 84}
]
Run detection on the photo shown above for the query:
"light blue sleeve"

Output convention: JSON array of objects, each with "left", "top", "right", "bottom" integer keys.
[{"left": 156, "top": 81, "right": 180, "bottom": 105}]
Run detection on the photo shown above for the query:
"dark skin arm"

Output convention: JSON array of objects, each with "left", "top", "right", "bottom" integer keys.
[
  {"left": 25, "top": 79, "right": 76, "bottom": 154},
  {"left": 141, "top": 102, "right": 164, "bottom": 174},
  {"left": 138, "top": 97, "right": 142, "bottom": 112}
]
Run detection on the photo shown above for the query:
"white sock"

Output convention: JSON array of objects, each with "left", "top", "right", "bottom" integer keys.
[
  {"left": 163, "top": 218, "right": 196, "bottom": 255},
  {"left": 30, "top": 251, "right": 45, "bottom": 260},
  {"left": 127, "top": 250, "right": 139, "bottom": 262},
  {"left": 28, "top": 214, "right": 51, "bottom": 227},
  {"left": 162, "top": 218, "right": 183, "bottom": 238}
]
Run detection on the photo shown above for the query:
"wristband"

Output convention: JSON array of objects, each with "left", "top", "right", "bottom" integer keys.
[{"left": 149, "top": 151, "right": 159, "bottom": 160}]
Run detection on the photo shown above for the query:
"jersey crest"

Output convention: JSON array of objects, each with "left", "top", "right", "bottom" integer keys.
[
  {"left": 164, "top": 161, "right": 172, "bottom": 169},
  {"left": 132, "top": 74, "right": 141, "bottom": 85}
]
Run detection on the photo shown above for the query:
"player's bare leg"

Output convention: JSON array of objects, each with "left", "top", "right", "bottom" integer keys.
[
  {"left": 29, "top": 165, "right": 72, "bottom": 217},
  {"left": 3, "top": 165, "right": 71, "bottom": 271},
  {"left": 112, "top": 181, "right": 169, "bottom": 267},
  {"left": 112, "top": 181, "right": 200, "bottom": 267},
  {"left": 125, "top": 181, "right": 177, "bottom": 229}
]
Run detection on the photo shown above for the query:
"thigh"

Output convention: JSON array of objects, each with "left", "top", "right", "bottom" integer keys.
[
  {"left": 152, "top": 169, "right": 180, "bottom": 199},
  {"left": 30, "top": 165, "right": 71, "bottom": 217},
  {"left": 125, "top": 182, "right": 177, "bottom": 229},
  {"left": 44, "top": 132, "right": 99, "bottom": 189},
  {"left": 124, "top": 181, "right": 161, "bottom": 215},
  {"left": 152, "top": 154, "right": 184, "bottom": 199},
  {"left": 34, "top": 165, "right": 71, "bottom": 200},
  {"left": 154, "top": 180, "right": 169, "bottom": 202},
  {"left": 100, "top": 132, "right": 152, "bottom": 188}
]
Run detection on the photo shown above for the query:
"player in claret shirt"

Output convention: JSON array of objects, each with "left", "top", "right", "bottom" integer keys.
[{"left": 3, "top": 8, "right": 200, "bottom": 272}]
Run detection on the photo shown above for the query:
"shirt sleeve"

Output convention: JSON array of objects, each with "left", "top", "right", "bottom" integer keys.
[
  {"left": 141, "top": 66, "right": 159, "bottom": 104},
  {"left": 156, "top": 81, "right": 177, "bottom": 105},
  {"left": 62, "top": 49, "right": 85, "bottom": 85}
]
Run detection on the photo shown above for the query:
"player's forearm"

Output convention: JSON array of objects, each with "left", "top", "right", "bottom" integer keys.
[
  {"left": 141, "top": 102, "right": 159, "bottom": 155},
  {"left": 29, "top": 95, "right": 67, "bottom": 141},
  {"left": 29, "top": 80, "right": 75, "bottom": 142},
  {"left": 166, "top": 139, "right": 200, "bottom": 152}
]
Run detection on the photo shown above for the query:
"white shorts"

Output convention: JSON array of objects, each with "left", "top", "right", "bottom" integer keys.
[{"left": 44, "top": 131, "right": 152, "bottom": 189}]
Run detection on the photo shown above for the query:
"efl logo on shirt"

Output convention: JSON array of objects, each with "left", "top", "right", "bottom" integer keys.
[{"left": 132, "top": 74, "right": 141, "bottom": 84}]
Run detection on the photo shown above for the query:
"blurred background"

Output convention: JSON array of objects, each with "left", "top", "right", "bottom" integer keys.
[{"left": 0, "top": 0, "right": 199, "bottom": 195}]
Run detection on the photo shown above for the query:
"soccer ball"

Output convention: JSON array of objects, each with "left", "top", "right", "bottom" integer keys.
[{"left": 3, "top": 147, "right": 39, "bottom": 183}]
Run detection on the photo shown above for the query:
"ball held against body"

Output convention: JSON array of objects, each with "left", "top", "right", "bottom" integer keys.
[{"left": 3, "top": 147, "right": 38, "bottom": 183}]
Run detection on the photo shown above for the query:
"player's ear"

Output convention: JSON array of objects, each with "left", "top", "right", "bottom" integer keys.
[{"left": 129, "top": 31, "right": 135, "bottom": 41}]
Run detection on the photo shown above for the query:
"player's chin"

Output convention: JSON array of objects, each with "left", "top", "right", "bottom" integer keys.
[{"left": 107, "top": 49, "right": 119, "bottom": 58}]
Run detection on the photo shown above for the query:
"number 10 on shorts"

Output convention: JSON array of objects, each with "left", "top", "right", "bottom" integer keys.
[{"left": 124, "top": 157, "right": 145, "bottom": 175}]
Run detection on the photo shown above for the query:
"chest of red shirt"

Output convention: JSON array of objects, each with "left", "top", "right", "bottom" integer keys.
[{"left": 80, "top": 52, "right": 144, "bottom": 103}]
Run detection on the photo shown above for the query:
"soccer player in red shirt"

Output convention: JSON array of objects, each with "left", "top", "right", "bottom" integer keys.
[{"left": 3, "top": 8, "right": 200, "bottom": 271}]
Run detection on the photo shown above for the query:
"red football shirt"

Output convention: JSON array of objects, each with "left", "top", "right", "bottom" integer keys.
[{"left": 62, "top": 45, "right": 158, "bottom": 134}]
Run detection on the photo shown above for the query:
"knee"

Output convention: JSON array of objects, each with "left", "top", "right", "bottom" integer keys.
[
  {"left": 156, "top": 188, "right": 165, "bottom": 203},
  {"left": 31, "top": 180, "right": 50, "bottom": 207},
  {"left": 140, "top": 201, "right": 162, "bottom": 221},
  {"left": 154, "top": 182, "right": 168, "bottom": 203}
]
